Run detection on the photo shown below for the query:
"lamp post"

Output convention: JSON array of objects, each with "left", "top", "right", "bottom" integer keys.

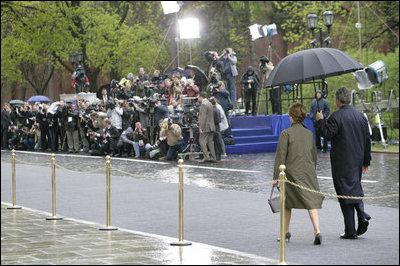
[
  {"left": 69, "top": 52, "right": 83, "bottom": 67},
  {"left": 307, "top": 10, "right": 334, "bottom": 48}
]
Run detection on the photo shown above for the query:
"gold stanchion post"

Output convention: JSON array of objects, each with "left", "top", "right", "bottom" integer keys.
[
  {"left": 99, "top": 156, "right": 118, "bottom": 231},
  {"left": 279, "top": 164, "right": 287, "bottom": 265},
  {"left": 7, "top": 150, "right": 22, "bottom": 210},
  {"left": 171, "top": 159, "right": 192, "bottom": 246},
  {"left": 46, "top": 154, "right": 63, "bottom": 220}
]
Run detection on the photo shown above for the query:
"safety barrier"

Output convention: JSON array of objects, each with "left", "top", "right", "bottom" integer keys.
[{"left": 2, "top": 150, "right": 399, "bottom": 265}]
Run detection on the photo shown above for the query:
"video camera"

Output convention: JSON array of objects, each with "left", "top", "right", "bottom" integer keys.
[{"left": 259, "top": 55, "right": 270, "bottom": 74}]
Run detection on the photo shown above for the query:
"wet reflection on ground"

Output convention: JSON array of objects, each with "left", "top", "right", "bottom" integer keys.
[{"left": 1, "top": 150, "right": 398, "bottom": 208}]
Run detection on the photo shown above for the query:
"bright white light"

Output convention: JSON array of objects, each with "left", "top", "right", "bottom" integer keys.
[
  {"left": 161, "top": 1, "right": 180, "bottom": 14},
  {"left": 178, "top": 18, "right": 200, "bottom": 39},
  {"left": 249, "top": 24, "right": 263, "bottom": 41}
]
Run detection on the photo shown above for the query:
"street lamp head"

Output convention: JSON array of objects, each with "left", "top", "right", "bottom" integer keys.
[
  {"left": 322, "top": 10, "right": 334, "bottom": 28},
  {"left": 76, "top": 52, "right": 83, "bottom": 63},
  {"left": 307, "top": 13, "right": 318, "bottom": 31}
]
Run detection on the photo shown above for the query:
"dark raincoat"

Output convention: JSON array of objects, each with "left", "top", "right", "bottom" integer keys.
[{"left": 316, "top": 105, "right": 371, "bottom": 204}]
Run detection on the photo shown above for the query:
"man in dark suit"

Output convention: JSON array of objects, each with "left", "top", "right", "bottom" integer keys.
[
  {"left": 1, "top": 103, "right": 12, "bottom": 150},
  {"left": 316, "top": 87, "right": 371, "bottom": 239},
  {"left": 198, "top": 92, "right": 216, "bottom": 162}
]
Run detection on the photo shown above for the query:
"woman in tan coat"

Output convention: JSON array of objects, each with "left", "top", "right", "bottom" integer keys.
[{"left": 273, "top": 103, "right": 324, "bottom": 245}]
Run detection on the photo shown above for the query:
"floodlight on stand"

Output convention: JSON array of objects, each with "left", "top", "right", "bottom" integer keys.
[
  {"left": 262, "top": 23, "right": 278, "bottom": 37},
  {"left": 249, "top": 24, "right": 264, "bottom": 41},
  {"left": 161, "top": 1, "right": 180, "bottom": 15},
  {"left": 178, "top": 18, "right": 200, "bottom": 39},
  {"left": 307, "top": 13, "right": 318, "bottom": 31}
]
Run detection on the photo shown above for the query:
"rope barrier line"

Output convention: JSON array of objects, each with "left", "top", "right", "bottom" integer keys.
[
  {"left": 284, "top": 179, "right": 399, "bottom": 200},
  {"left": 3, "top": 154, "right": 398, "bottom": 200},
  {"left": 54, "top": 163, "right": 104, "bottom": 174}
]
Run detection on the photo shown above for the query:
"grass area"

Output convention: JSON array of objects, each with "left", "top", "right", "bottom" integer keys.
[{"left": 371, "top": 143, "right": 399, "bottom": 153}]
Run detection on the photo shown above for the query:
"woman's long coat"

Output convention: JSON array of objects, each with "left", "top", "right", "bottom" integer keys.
[{"left": 273, "top": 123, "right": 324, "bottom": 209}]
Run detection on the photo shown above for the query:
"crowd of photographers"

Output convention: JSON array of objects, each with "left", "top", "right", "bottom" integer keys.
[
  {"left": 1, "top": 64, "right": 236, "bottom": 162},
  {"left": 2, "top": 49, "right": 276, "bottom": 162}
]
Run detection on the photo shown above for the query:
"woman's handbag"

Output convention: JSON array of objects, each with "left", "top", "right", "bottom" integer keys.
[{"left": 268, "top": 185, "right": 280, "bottom": 213}]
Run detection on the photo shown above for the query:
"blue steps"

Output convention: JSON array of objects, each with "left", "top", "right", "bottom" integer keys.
[{"left": 225, "top": 116, "right": 279, "bottom": 154}]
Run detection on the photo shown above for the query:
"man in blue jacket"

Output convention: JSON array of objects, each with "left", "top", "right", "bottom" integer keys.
[
  {"left": 310, "top": 89, "right": 330, "bottom": 152},
  {"left": 316, "top": 87, "right": 371, "bottom": 239}
]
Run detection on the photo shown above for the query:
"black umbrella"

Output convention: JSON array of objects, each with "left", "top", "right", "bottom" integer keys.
[
  {"left": 265, "top": 48, "right": 363, "bottom": 88},
  {"left": 169, "top": 67, "right": 187, "bottom": 78},
  {"left": 185, "top": 65, "right": 209, "bottom": 89}
]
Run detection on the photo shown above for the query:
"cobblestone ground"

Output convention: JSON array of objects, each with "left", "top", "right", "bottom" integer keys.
[{"left": 1, "top": 203, "right": 281, "bottom": 265}]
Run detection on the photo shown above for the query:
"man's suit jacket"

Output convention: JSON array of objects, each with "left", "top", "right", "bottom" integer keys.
[{"left": 198, "top": 99, "right": 215, "bottom": 133}]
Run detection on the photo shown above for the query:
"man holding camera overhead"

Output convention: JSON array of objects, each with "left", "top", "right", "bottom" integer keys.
[{"left": 219, "top": 48, "right": 238, "bottom": 107}]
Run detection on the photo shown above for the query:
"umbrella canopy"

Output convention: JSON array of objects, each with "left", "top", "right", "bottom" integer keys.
[
  {"left": 185, "top": 65, "right": 209, "bottom": 89},
  {"left": 9, "top": 100, "right": 25, "bottom": 106},
  {"left": 265, "top": 48, "right": 363, "bottom": 88},
  {"left": 169, "top": 67, "right": 187, "bottom": 77},
  {"left": 27, "top": 95, "right": 51, "bottom": 103}
]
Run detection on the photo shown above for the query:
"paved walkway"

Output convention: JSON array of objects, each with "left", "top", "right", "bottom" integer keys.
[
  {"left": 1, "top": 203, "right": 280, "bottom": 265},
  {"left": 1, "top": 153, "right": 399, "bottom": 265}
]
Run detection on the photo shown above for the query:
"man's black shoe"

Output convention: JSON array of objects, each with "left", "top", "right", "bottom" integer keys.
[
  {"left": 357, "top": 219, "right": 369, "bottom": 236},
  {"left": 340, "top": 233, "right": 358, "bottom": 239}
]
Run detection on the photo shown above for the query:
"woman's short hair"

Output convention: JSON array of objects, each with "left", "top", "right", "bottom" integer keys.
[
  {"left": 288, "top": 102, "right": 307, "bottom": 123},
  {"left": 336, "top": 87, "right": 351, "bottom": 104}
]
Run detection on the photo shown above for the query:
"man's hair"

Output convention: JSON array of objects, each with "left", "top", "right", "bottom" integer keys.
[
  {"left": 199, "top": 91, "right": 207, "bottom": 99},
  {"left": 104, "top": 119, "right": 111, "bottom": 125},
  {"left": 288, "top": 102, "right": 307, "bottom": 123},
  {"left": 336, "top": 87, "right": 351, "bottom": 104}
]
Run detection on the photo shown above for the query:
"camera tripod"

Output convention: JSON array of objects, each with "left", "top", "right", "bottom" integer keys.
[{"left": 178, "top": 127, "right": 203, "bottom": 162}]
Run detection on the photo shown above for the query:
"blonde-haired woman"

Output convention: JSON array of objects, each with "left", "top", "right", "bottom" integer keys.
[{"left": 273, "top": 102, "right": 324, "bottom": 245}]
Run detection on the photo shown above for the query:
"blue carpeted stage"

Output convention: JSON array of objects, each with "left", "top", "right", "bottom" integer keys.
[{"left": 225, "top": 114, "right": 316, "bottom": 154}]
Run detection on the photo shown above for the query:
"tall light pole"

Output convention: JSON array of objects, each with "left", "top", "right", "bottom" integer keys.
[
  {"left": 178, "top": 18, "right": 200, "bottom": 65},
  {"left": 161, "top": 1, "right": 182, "bottom": 68}
]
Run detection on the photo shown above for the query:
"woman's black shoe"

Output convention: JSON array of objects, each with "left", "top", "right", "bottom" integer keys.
[
  {"left": 314, "top": 233, "right": 322, "bottom": 245},
  {"left": 277, "top": 232, "right": 291, "bottom": 242}
]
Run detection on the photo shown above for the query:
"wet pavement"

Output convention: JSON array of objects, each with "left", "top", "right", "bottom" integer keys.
[
  {"left": 1, "top": 150, "right": 399, "bottom": 264},
  {"left": 1, "top": 203, "right": 279, "bottom": 265}
]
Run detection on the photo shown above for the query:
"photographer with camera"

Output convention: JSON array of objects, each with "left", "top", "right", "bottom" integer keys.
[
  {"left": 132, "top": 121, "right": 151, "bottom": 158},
  {"left": 198, "top": 92, "right": 216, "bottom": 163},
  {"left": 138, "top": 67, "right": 150, "bottom": 82},
  {"left": 205, "top": 51, "right": 223, "bottom": 80},
  {"left": 101, "top": 119, "right": 120, "bottom": 156},
  {"left": 210, "top": 81, "right": 233, "bottom": 139},
  {"left": 259, "top": 56, "right": 278, "bottom": 114},
  {"left": 182, "top": 79, "right": 200, "bottom": 98},
  {"left": 219, "top": 48, "right": 238, "bottom": 108},
  {"left": 36, "top": 103, "right": 50, "bottom": 151},
  {"left": 240, "top": 66, "right": 260, "bottom": 116},
  {"left": 159, "top": 118, "right": 184, "bottom": 161},
  {"left": 106, "top": 99, "right": 123, "bottom": 135},
  {"left": 64, "top": 102, "right": 80, "bottom": 153}
]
